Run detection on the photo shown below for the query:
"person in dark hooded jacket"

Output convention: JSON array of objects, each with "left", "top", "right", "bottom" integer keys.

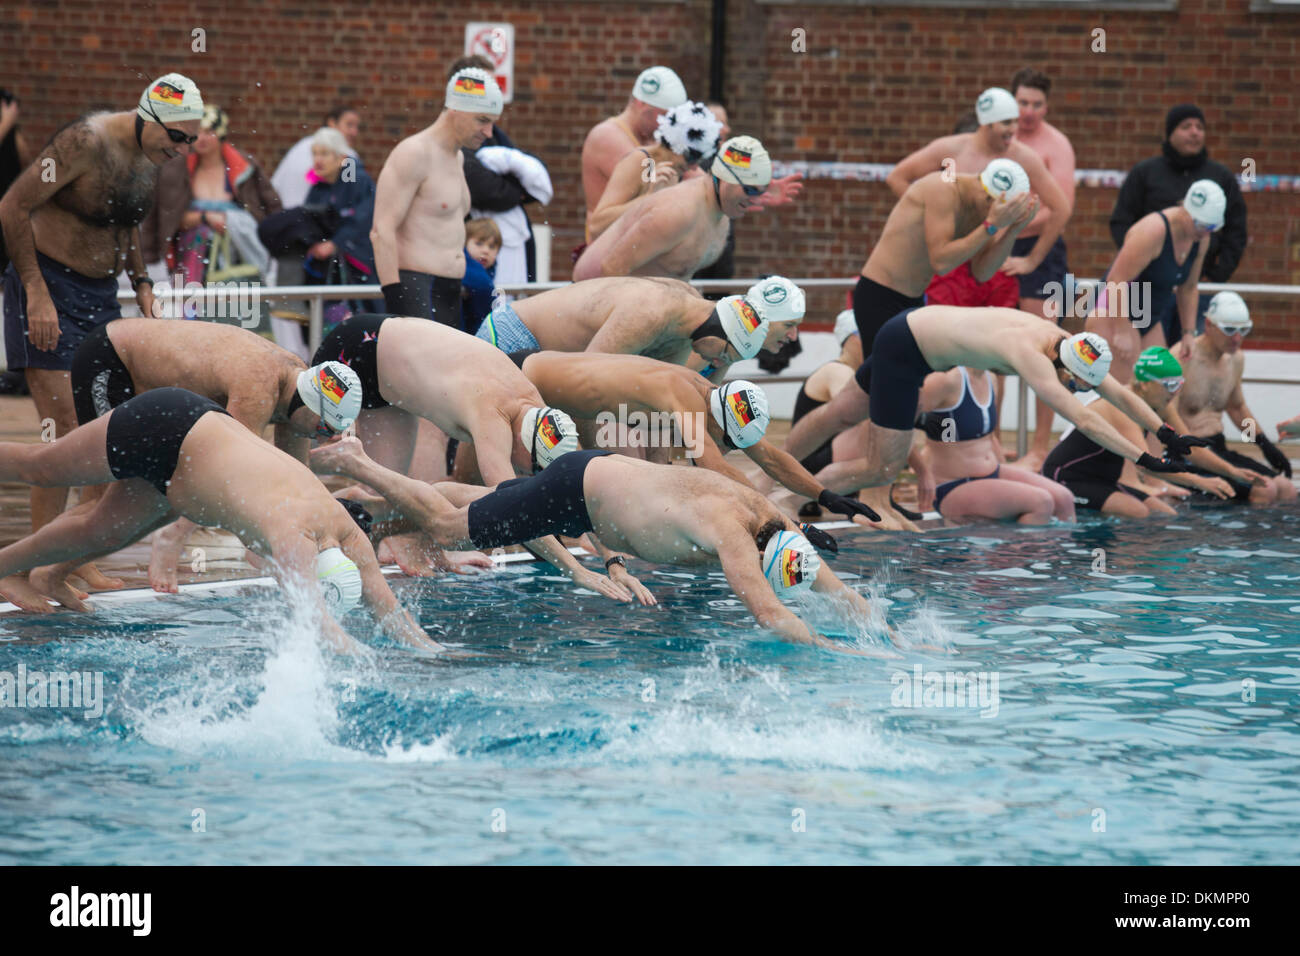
[{"left": 1108, "top": 104, "right": 1247, "bottom": 341}]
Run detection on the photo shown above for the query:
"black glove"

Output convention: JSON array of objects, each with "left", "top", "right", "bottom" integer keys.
[
  {"left": 1156, "top": 424, "right": 1212, "bottom": 459},
  {"left": 798, "top": 523, "right": 839, "bottom": 555},
  {"left": 817, "top": 489, "right": 881, "bottom": 522},
  {"left": 1256, "top": 433, "right": 1293, "bottom": 478},
  {"left": 1137, "top": 452, "right": 1188, "bottom": 474}
]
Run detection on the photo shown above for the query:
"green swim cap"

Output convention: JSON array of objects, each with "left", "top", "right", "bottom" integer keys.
[{"left": 1134, "top": 347, "right": 1182, "bottom": 382}]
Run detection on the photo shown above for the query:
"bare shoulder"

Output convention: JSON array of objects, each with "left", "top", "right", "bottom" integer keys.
[{"left": 1010, "top": 140, "right": 1051, "bottom": 173}]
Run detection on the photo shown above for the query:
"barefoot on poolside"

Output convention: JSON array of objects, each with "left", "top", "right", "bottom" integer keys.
[
  {"left": 0, "top": 574, "right": 55, "bottom": 613},
  {"left": 147, "top": 534, "right": 188, "bottom": 593},
  {"left": 438, "top": 550, "right": 494, "bottom": 573},
  {"left": 69, "top": 562, "right": 125, "bottom": 592},
  {"left": 29, "top": 567, "right": 92, "bottom": 612},
  {"left": 378, "top": 532, "right": 442, "bottom": 577}
]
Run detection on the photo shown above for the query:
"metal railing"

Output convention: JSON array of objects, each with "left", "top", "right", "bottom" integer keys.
[{"left": 116, "top": 276, "right": 1300, "bottom": 457}]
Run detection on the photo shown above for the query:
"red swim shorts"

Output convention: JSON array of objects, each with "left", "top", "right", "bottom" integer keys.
[{"left": 924, "top": 263, "right": 1019, "bottom": 308}]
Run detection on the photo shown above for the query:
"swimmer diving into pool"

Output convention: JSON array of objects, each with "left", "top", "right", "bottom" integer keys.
[
  {"left": 507, "top": 348, "right": 881, "bottom": 525},
  {"left": 781, "top": 305, "right": 1212, "bottom": 496},
  {"left": 0, "top": 384, "right": 442, "bottom": 656},
  {"left": 70, "top": 318, "right": 345, "bottom": 593},
  {"left": 311, "top": 437, "right": 889, "bottom": 653}
]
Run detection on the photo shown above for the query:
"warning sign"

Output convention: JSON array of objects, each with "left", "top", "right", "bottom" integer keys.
[{"left": 464, "top": 22, "right": 514, "bottom": 104}]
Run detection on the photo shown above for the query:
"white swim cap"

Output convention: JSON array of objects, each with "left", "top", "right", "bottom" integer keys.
[
  {"left": 138, "top": 73, "right": 204, "bottom": 124},
  {"left": 975, "top": 87, "right": 1019, "bottom": 125},
  {"left": 1058, "top": 332, "right": 1112, "bottom": 388},
  {"left": 762, "top": 529, "right": 821, "bottom": 596},
  {"left": 316, "top": 547, "right": 363, "bottom": 616},
  {"left": 655, "top": 100, "right": 724, "bottom": 166},
  {"left": 445, "top": 68, "right": 503, "bottom": 116},
  {"left": 1183, "top": 179, "right": 1226, "bottom": 231},
  {"left": 711, "top": 136, "right": 773, "bottom": 189},
  {"left": 715, "top": 294, "right": 770, "bottom": 360},
  {"left": 632, "top": 66, "right": 687, "bottom": 110},
  {"left": 296, "top": 361, "right": 363, "bottom": 433},
  {"left": 522, "top": 406, "right": 579, "bottom": 471},
  {"left": 1206, "top": 291, "right": 1251, "bottom": 332},
  {"left": 746, "top": 276, "right": 806, "bottom": 325},
  {"left": 833, "top": 309, "right": 860, "bottom": 345},
  {"left": 980, "top": 158, "right": 1030, "bottom": 201},
  {"left": 710, "top": 380, "right": 770, "bottom": 449}
]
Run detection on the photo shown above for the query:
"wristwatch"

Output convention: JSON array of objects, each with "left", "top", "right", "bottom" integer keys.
[
  {"left": 605, "top": 556, "right": 627, "bottom": 571},
  {"left": 131, "top": 276, "right": 153, "bottom": 290}
]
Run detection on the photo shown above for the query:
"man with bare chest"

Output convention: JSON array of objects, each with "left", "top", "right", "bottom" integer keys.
[
  {"left": 1174, "top": 293, "right": 1295, "bottom": 504},
  {"left": 885, "top": 87, "right": 1069, "bottom": 319},
  {"left": 476, "top": 274, "right": 803, "bottom": 384},
  {"left": 572, "top": 136, "right": 772, "bottom": 282},
  {"left": 372, "top": 67, "right": 503, "bottom": 329},
  {"left": 0, "top": 73, "right": 203, "bottom": 588}
]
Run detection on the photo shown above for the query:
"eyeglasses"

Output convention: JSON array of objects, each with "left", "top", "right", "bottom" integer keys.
[
  {"left": 1215, "top": 324, "right": 1251, "bottom": 337},
  {"left": 143, "top": 100, "right": 197, "bottom": 145}
]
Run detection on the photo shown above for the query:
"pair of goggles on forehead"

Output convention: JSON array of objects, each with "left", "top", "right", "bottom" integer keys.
[{"left": 142, "top": 100, "right": 198, "bottom": 145}]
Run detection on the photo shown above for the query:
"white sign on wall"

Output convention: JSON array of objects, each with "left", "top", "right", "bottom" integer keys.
[{"left": 464, "top": 22, "right": 515, "bottom": 104}]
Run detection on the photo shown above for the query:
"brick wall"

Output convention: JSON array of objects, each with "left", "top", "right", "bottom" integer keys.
[{"left": 2, "top": 0, "right": 1297, "bottom": 342}]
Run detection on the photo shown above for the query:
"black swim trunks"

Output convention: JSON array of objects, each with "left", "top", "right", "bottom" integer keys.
[
  {"left": 3, "top": 252, "right": 121, "bottom": 371},
  {"left": 852, "top": 275, "right": 925, "bottom": 358},
  {"left": 105, "top": 388, "right": 229, "bottom": 496},
  {"left": 467, "top": 450, "right": 611, "bottom": 549},
  {"left": 1009, "top": 236, "right": 1069, "bottom": 301},
  {"left": 853, "top": 307, "right": 933, "bottom": 431},
  {"left": 311, "top": 312, "right": 389, "bottom": 409},
  {"left": 71, "top": 323, "right": 136, "bottom": 425},
  {"left": 382, "top": 270, "right": 464, "bottom": 330}
]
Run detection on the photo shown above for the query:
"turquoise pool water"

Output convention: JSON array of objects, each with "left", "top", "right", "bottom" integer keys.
[{"left": 2, "top": 506, "right": 1298, "bottom": 864}]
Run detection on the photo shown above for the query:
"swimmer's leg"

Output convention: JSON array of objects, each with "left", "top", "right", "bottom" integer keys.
[
  {"left": 939, "top": 478, "right": 1056, "bottom": 526},
  {"left": 997, "top": 465, "right": 1077, "bottom": 522},
  {"left": 1099, "top": 490, "right": 1151, "bottom": 519},
  {"left": 2, "top": 480, "right": 172, "bottom": 611},
  {"left": 0, "top": 393, "right": 116, "bottom": 488},
  {"left": 355, "top": 405, "right": 419, "bottom": 476},
  {"left": 784, "top": 374, "right": 871, "bottom": 462},
  {"left": 812, "top": 421, "right": 912, "bottom": 496}
]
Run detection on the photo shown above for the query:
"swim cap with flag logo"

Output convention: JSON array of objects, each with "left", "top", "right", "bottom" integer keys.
[
  {"left": 316, "top": 547, "right": 363, "bottom": 616},
  {"left": 746, "top": 276, "right": 806, "bottom": 325},
  {"left": 980, "top": 158, "right": 1030, "bottom": 201},
  {"left": 710, "top": 380, "right": 770, "bottom": 449},
  {"left": 834, "top": 309, "right": 859, "bottom": 345},
  {"left": 711, "top": 136, "right": 772, "bottom": 189},
  {"left": 1205, "top": 291, "right": 1251, "bottom": 332},
  {"left": 1058, "top": 332, "right": 1112, "bottom": 388},
  {"left": 975, "top": 87, "right": 1019, "bottom": 126},
  {"left": 1183, "top": 179, "right": 1226, "bottom": 231},
  {"left": 138, "top": 73, "right": 204, "bottom": 124},
  {"left": 715, "top": 294, "right": 770, "bottom": 360},
  {"left": 1133, "top": 346, "right": 1183, "bottom": 383},
  {"left": 763, "top": 530, "right": 821, "bottom": 597},
  {"left": 297, "top": 361, "right": 362, "bottom": 432},
  {"left": 632, "top": 66, "right": 687, "bottom": 110},
  {"left": 521, "top": 405, "right": 579, "bottom": 471},
  {"left": 445, "top": 67, "right": 503, "bottom": 116}
]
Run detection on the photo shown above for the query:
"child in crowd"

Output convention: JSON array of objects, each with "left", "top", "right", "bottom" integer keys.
[{"left": 461, "top": 218, "right": 502, "bottom": 336}]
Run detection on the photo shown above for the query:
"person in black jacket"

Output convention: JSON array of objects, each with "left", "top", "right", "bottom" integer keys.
[{"left": 1109, "top": 104, "right": 1247, "bottom": 342}]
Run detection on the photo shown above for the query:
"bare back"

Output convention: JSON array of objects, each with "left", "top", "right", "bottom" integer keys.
[
  {"left": 108, "top": 319, "right": 302, "bottom": 426},
  {"left": 512, "top": 276, "right": 710, "bottom": 361},
  {"left": 909, "top": 305, "right": 1067, "bottom": 376},
  {"left": 375, "top": 318, "right": 541, "bottom": 438},
  {"left": 523, "top": 351, "right": 708, "bottom": 419},
  {"left": 583, "top": 454, "right": 773, "bottom": 564},
  {"left": 864, "top": 173, "right": 984, "bottom": 297}
]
